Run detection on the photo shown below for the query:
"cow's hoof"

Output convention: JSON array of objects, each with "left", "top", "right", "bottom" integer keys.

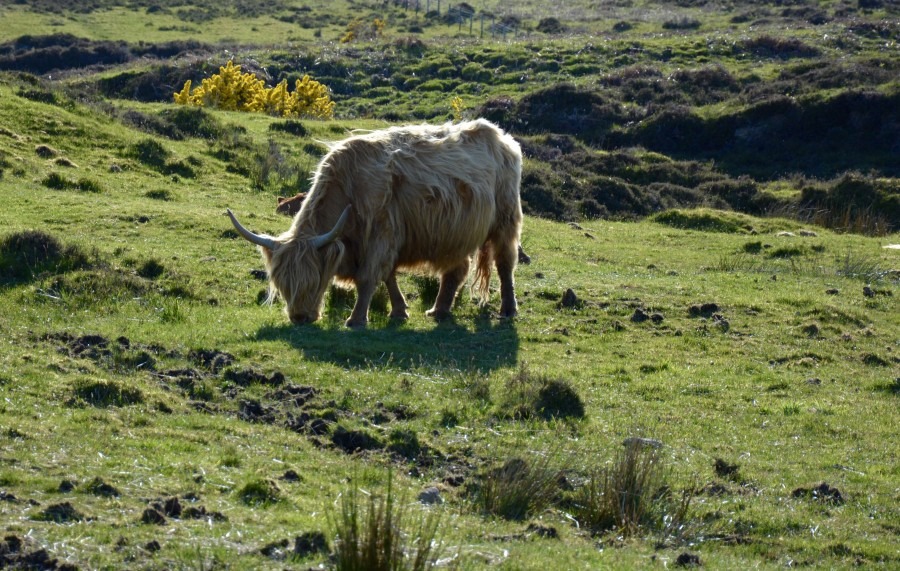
[
  {"left": 425, "top": 308, "right": 451, "bottom": 321},
  {"left": 389, "top": 309, "right": 409, "bottom": 321},
  {"left": 499, "top": 305, "right": 518, "bottom": 319},
  {"left": 345, "top": 318, "right": 367, "bottom": 329}
]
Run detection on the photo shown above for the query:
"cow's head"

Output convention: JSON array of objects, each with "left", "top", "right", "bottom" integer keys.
[
  {"left": 276, "top": 192, "right": 307, "bottom": 216},
  {"left": 227, "top": 207, "right": 350, "bottom": 324}
]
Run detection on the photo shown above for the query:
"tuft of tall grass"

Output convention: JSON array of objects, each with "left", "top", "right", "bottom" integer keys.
[
  {"left": 72, "top": 378, "right": 145, "bottom": 407},
  {"left": 572, "top": 440, "right": 693, "bottom": 539},
  {"left": 834, "top": 250, "right": 888, "bottom": 281},
  {"left": 473, "top": 454, "right": 562, "bottom": 521},
  {"left": 330, "top": 475, "right": 443, "bottom": 571}
]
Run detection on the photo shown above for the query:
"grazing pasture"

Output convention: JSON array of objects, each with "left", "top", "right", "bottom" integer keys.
[{"left": 0, "top": 1, "right": 898, "bottom": 569}]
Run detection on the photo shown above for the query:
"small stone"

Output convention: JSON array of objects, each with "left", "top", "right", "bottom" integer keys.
[
  {"left": 418, "top": 486, "right": 443, "bottom": 505},
  {"left": 825, "top": 288, "right": 839, "bottom": 295}
]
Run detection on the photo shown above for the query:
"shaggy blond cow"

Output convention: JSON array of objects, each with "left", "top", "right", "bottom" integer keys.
[
  {"left": 274, "top": 190, "right": 532, "bottom": 264},
  {"left": 228, "top": 119, "right": 523, "bottom": 327}
]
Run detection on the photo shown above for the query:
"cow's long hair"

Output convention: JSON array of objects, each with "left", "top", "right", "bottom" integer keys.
[{"left": 252, "top": 119, "right": 522, "bottom": 323}]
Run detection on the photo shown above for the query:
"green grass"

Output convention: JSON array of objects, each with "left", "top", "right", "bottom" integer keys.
[{"left": 0, "top": 3, "right": 898, "bottom": 568}]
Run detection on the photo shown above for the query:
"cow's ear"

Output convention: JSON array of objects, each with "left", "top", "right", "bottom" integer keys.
[
  {"left": 259, "top": 243, "right": 275, "bottom": 265},
  {"left": 277, "top": 197, "right": 286, "bottom": 205}
]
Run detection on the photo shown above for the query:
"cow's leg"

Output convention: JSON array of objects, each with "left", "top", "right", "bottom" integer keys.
[
  {"left": 385, "top": 272, "right": 409, "bottom": 320},
  {"left": 426, "top": 258, "right": 470, "bottom": 320},
  {"left": 495, "top": 239, "right": 518, "bottom": 318},
  {"left": 346, "top": 280, "right": 377, "bottom": 328}
]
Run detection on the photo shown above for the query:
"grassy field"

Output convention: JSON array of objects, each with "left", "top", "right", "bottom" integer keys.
[{"left": 1, "top": 1, "right": 899, "bottom": 569}]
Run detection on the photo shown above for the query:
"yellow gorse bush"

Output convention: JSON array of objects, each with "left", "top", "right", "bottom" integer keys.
[
  {"left": 340, "top": 17, "right": 386, "bottom": 43},
  {"left": 174, "top": 61, "right": 334, "bottom": 119},
  {"left": 451, "top": 96, "right": 466, "bottom": 122}
]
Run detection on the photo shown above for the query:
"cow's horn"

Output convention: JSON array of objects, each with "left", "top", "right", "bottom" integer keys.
[
  {"left": 227, "top": 209, "right": 280, "bottom": 251},
  {"left": 311, "top": 205, "right": 351, "bottom": 248}
]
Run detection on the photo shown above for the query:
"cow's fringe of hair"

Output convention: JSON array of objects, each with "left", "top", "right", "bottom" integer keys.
[
  {"left": 473, "top": 243, "right": 493, "bottom": 303},
  {"left": 266, "top": 240, "right": 316, "bottom": 312}
]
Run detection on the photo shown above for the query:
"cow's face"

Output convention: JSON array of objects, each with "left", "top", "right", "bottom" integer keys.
[
  {"left": 264, "top": 239, "right": 345, "bottom": 324},
  {"left": 228, "top": 206, "right": 351, "bottom": 325}
]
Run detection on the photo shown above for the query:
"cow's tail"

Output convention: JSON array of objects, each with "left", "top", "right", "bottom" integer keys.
[{"left": 473, "top": 242, "right": 493, "bottom": 303}]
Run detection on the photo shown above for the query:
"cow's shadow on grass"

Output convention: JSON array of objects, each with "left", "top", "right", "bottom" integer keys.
[{"left": 255, "top": 313, "right": 519, "bottom": 373}]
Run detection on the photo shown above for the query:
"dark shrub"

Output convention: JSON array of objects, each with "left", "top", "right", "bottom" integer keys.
[
  {"left": 0, "top": 34, "right": 129, "bottom": 74},
  {"left": 120, "top": 109, "right": 183, "bottom": 139},
  {"left": 535, "top": 378, "right": 586, "bottom": 420},
  {"left": 669, "top": 65, "right": 740, "bottom": 105},
  {"left": 268, "top": 120, "right": 308, "bottom": 137},
  {"left": 628, "top": 106, "right": 714, "bottom": 154},
  {"left": 129, "top": 138, "right": 169, "bottom": 168},
  {"left": 698, "top": 177, "right": 763, "bottom": 213},
  {"left": 662, "top": 17, "right": 701, "bottom": 30},
  {"left": 510, "top": 83, "right": 626, "bottom": 143},
  {"left": 387, "top": 429, "right": 422, "bottom": 459},
  {"left": 537, "top": 17, "right": 565, "bottom": 34},
  {"left": 41, "top": 172, "right": 70, "bottom": 189},
  {"left": 137, "top": 259, "right": 165, "bottom": 280},
  {"left": 652, "top": 210, "right": 748, "bottom": 233},
  {"left": 739, "top": 35, "right": 820, "bottom": 59},
  {"left": 500, "top": 365, "right": 586, "bottom": 421},
  {"left": 520, "top": 167, "right": 573, "bottom": 220},
  {"left": 159, "top": 106, "right": 223, "bottom": 139},
  {"left": 477, "top": 95, "right": 516, "bottom": 125},
  {"left": 0, "top": 230, "right": 91, "bottom": 281}
]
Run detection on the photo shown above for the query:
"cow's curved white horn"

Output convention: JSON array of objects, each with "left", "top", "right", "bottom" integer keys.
[
  {"left": 311, "top": 205, "right": 351, "bottom": 248},
  {"left": 227, "top": 209, "right": 280, "bottom": 251}
]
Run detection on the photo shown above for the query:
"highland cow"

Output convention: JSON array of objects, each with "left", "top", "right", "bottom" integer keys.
[
  {"left": 275, "top": 189, "right": 531, "bottom": 264},
  {"left": 229, "top": 119, "right": 523, "bottom": 327},
  {"left": 275, "top": 192, "right": 307, "bottom": 216}
]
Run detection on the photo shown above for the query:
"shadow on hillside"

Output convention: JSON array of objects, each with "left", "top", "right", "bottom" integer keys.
[{"left": 255, "top": 315, "right": 519, "bottom": 373}]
